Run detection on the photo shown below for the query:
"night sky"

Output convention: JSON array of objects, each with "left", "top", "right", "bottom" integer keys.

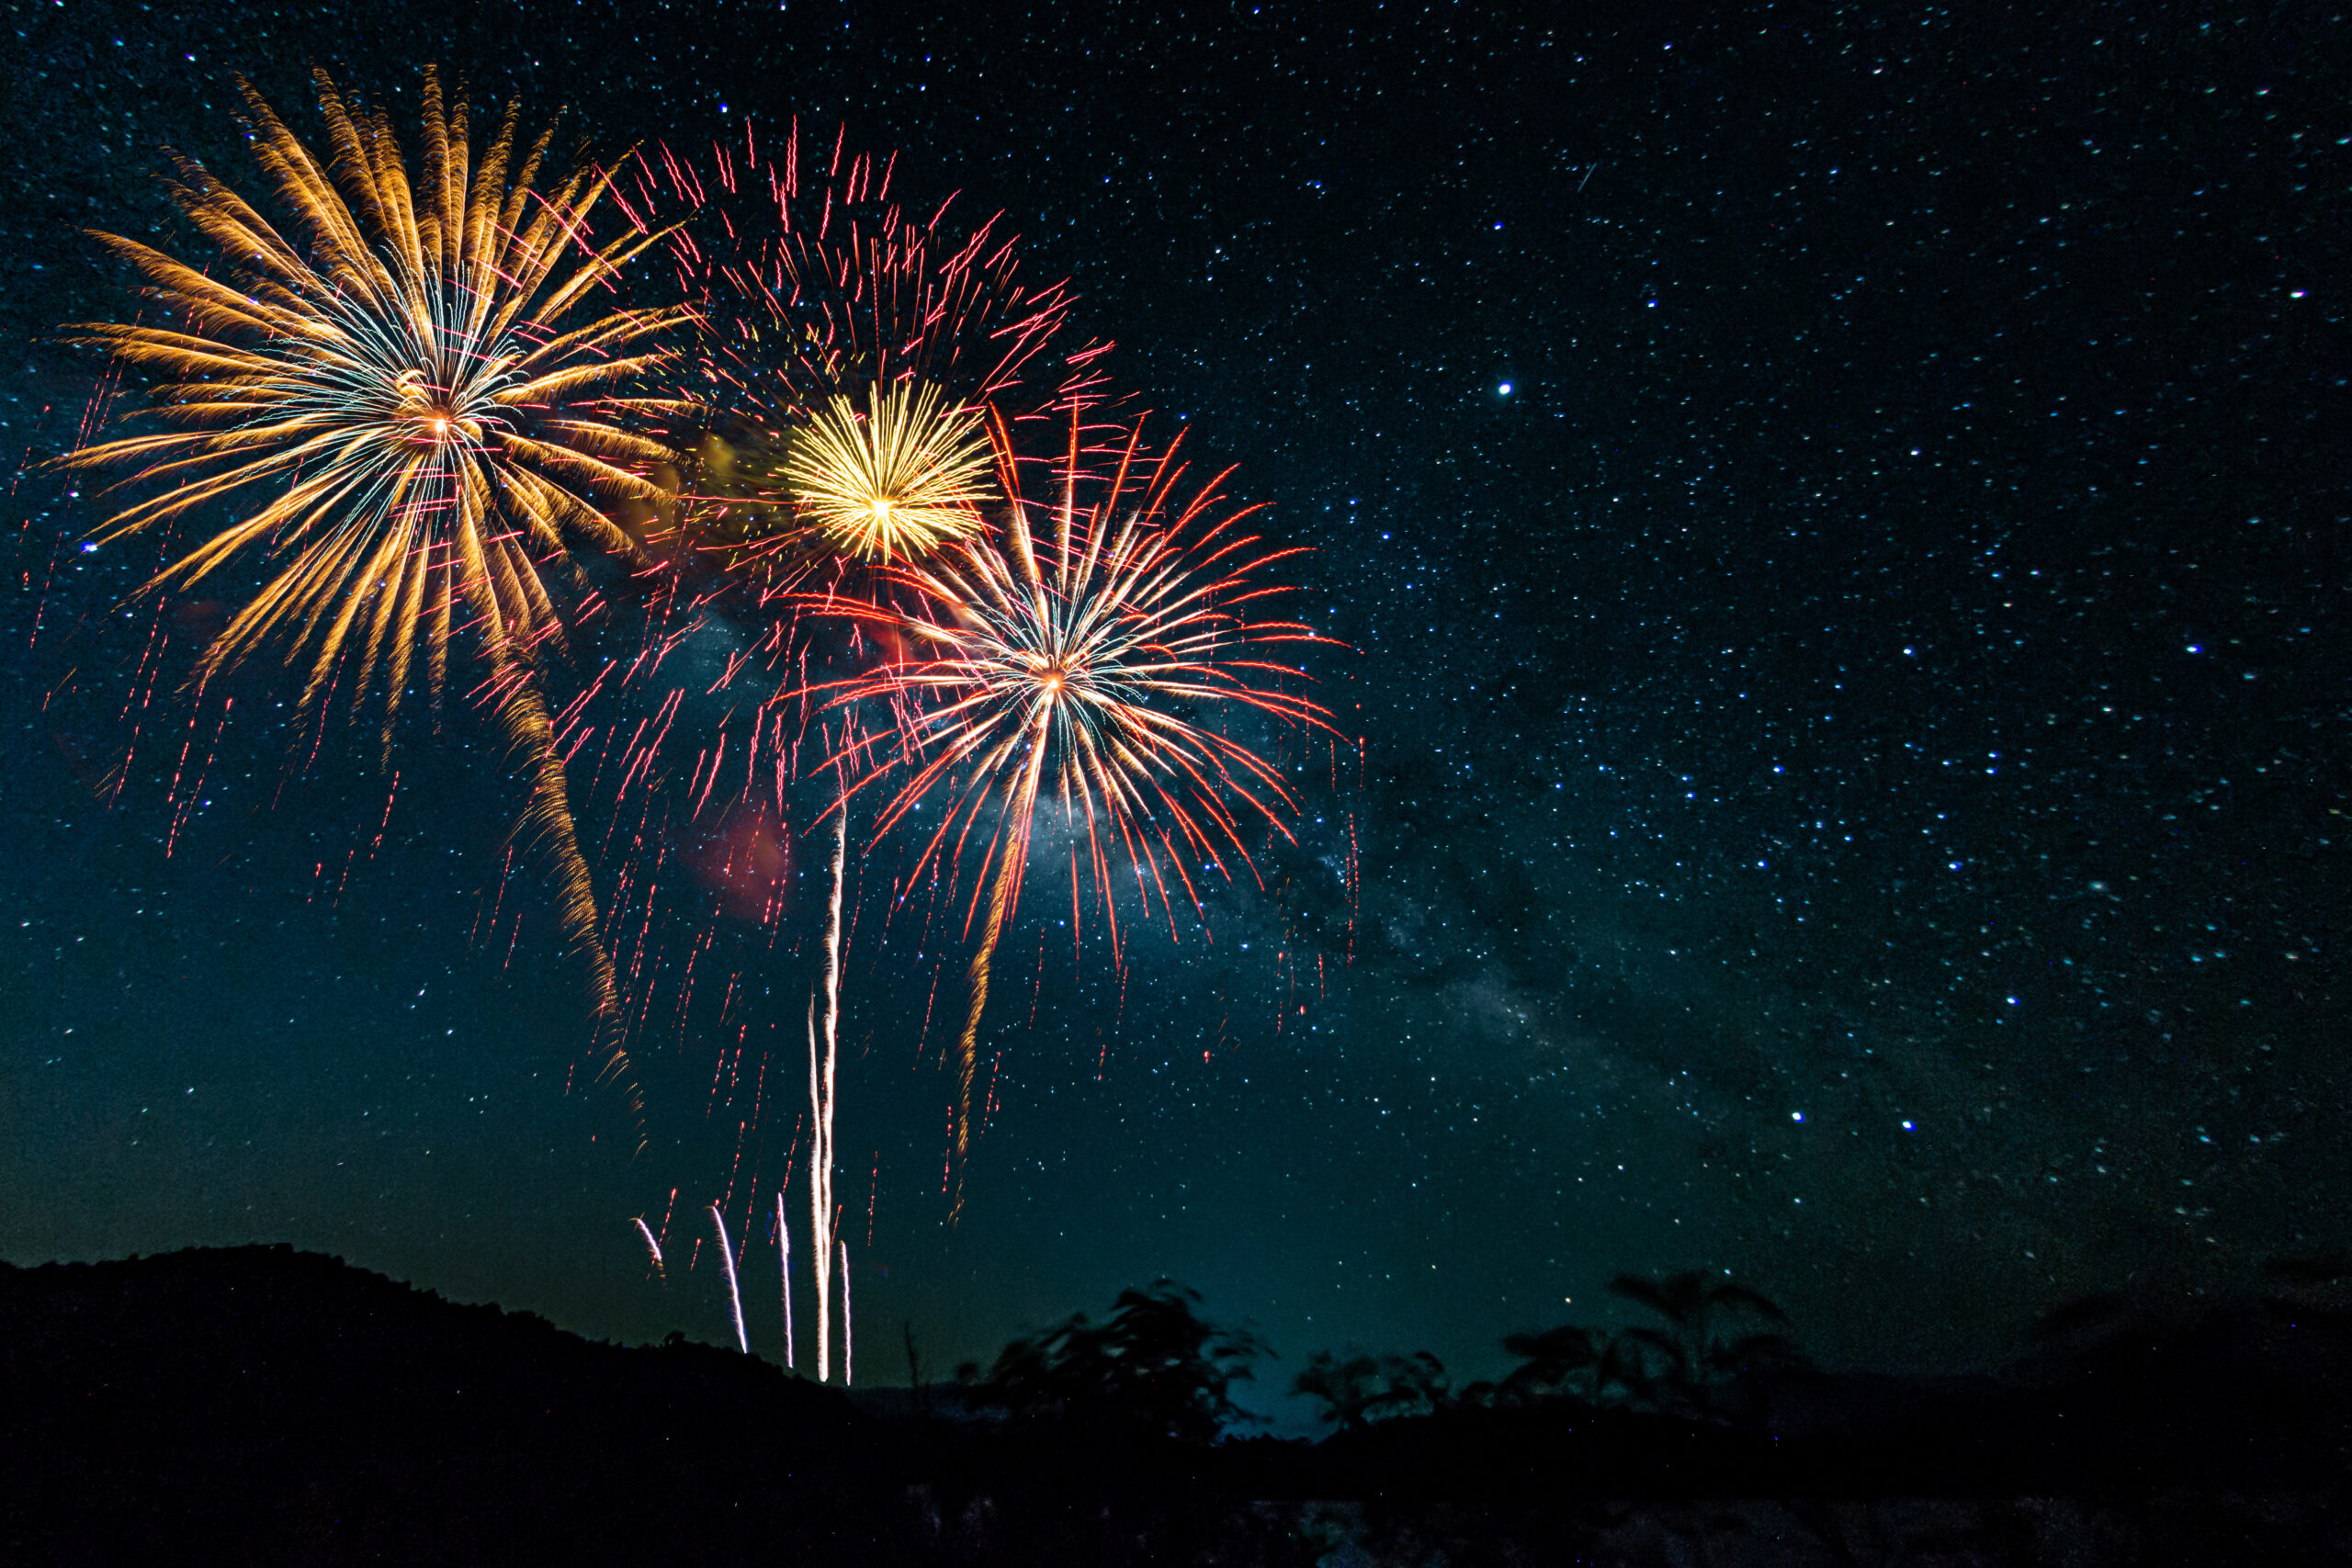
[{"left": 4, "top": 0, "right": 2346, "bottom": 1411}]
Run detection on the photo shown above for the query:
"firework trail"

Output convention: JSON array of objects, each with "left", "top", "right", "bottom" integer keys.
[
  {"left": 840, "top": 1241, "right": 854, "bottom": 1388},
  {"left": 808, "top": 801, "right": 847, "bottom": 1379},
  {"left": 711, "top": 1202, "right": 747, "bottom": 1354},
  {"left": 804, "top": 1000, "right": 829, "bottom": 1372},
  {"left": 59, "top": 68, "right": 688, "bottom": 1131},
  {"left": 951, "top": 847, "right": 1017, "bottom": 1195},
  {"left": 812, "top": 404, "right": 1334, "bottom": 1197},
  {"left": 777, "top": 1186, "right": 796, "bottom": 1370},
  {"left": 632, "top": 1216, "right": 665, "bottom": 1280}
]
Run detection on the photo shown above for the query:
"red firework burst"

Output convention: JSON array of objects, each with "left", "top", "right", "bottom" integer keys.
[
  {"left": 811, "top": 402, "right": 1337, "bottom": 1184},
  {"left": 605, "top": 118, "right": 1094, "bottom": 584}
]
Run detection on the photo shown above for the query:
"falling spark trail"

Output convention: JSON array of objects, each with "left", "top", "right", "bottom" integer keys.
[
  {"left": 949, "top": 851, "right": 1016, "bottom": 1224},
  {"left": 840, "top": 1242, "right": 854, "bottom": 1388},
  {"left": 808, "top": 802, "right": 847, "bottom": 1378},
  {"left": 777, "top": 1187, "right": 796, "bottom": 1370},
  {"left": 711, "top": 1203, "right": 748, "bottom": 1354},
  {"left": 632, "top": 1217, "right": 665, "bottom": 1280}
]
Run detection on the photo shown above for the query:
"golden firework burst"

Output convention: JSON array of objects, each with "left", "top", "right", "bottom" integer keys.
[
  {"left": 779, "top": 378, "right": 991, "bottom": 562},
  {"left": 61, "top": 67, "right": 690, "bottom": 1131}
]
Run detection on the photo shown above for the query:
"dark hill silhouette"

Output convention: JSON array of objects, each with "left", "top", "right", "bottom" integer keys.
[
  {"left": 0, "top": 1247, "right": 1285, "bottom": 1565},
  {"left": 2, "top": 1246, "right": 881, "bottom": 1563},
  {"left": 5, "top": 1247, "right": 2350, "bottom": 1564}
]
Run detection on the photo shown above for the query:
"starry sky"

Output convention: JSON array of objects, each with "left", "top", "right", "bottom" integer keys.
[{"left": 3, "top": 0, "right": 2346, "bottom": 1403}]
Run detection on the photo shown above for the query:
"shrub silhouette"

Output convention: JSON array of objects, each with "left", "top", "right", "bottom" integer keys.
[{"left": 974, "top": 1280, "right": 1265, "bottom": 1443}]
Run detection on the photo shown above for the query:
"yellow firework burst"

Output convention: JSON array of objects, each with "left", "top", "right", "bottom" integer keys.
[
  {"left": 60, "top": 67, "right": 688, "bottom": 1130},
  {"left": 779, "top": 378, "right": 991, "bottom": 562},
  {"left": 64, "top": 68, "right": 685, "bottom": 721}
]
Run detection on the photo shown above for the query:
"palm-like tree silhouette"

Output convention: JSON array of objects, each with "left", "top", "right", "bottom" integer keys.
[
  {"left": 1495, "top": 1325, "right": 1600, "bottom": 1404},
  {"left": 1603, "top": 1271, "right": 1808, "bottom": 1421},
  {"left": 1489, "top": 1272, "right": 1809, "bottom": 1423},
  {"left": 1293, "top": 1349, "right": 1451, "bottom": 1430}
]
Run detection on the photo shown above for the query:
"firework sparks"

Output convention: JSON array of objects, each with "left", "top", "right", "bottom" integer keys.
[
  {"left": 60, "top": 68, "right": 689, "bottom": 1128},
  {"left": 781, "top": 379, "right": 990, "bottom": 563},
  {"left": 632, "top": 1216, "right": 665, "bottom": 1280},
  {"left": 816, "top": 405, "right": 1335, "bottom": 1196},
  {"left": 640, "top": 117, "right": 1075, "bottom": 414}
]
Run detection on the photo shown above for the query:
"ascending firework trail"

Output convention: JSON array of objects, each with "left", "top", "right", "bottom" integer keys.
[
  {"left": 808, "top": 802, "right": 847, "bottom": 1379},
  {"left": 777, "top": 1188, "right": 796, "bottom": 1370}
]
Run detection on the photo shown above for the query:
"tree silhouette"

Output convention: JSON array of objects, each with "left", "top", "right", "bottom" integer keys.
[
  {"left": 1495, "top": 1325, "right": 1601, "bottom": 1404},
  {"left": 1604, "top": 1270, "right": 1808, "bottom": 1421},
  {"left": 976, "top": 1281, "right": 1266, "bottom": 1443},
  {"left": 1492, "top": 1272, "right": 1809, "bottom": 1424},
  {"left": 1293, "top": 1349, "right": 1451, "bottom": 1430}
]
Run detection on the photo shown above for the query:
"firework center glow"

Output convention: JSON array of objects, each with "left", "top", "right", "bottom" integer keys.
[{"left": 1027, "top": 655, "right": 1077, "bottom": 697}]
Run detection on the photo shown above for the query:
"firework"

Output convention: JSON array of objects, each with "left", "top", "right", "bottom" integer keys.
[
  {"left": 780, "top": 379, "right": 991, "bottom": 563},
  {"left": 840, "top": 1241, "right": 854, "bottom": 1388},
  {"left": 513, "top": 123, "right": 1081, "bottom": 1143},
  {"left": 614, "top": 119, "right": 1082, "bottom": 578},
  {"left": 639, "top": 117, "right": 1076, "bottom": 415},
  {"left": 711, "top": 1203, "right": 748, "bottom": 1353},
  {"left": 632, "top": 1216, "right": 666, "bottom": 1279},
  {"left": 61, "top": 68, "right": 688, "bottom": 1124},
  {"left": 817, "top": 405, "right": 1335, "bottom": 1192}
]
